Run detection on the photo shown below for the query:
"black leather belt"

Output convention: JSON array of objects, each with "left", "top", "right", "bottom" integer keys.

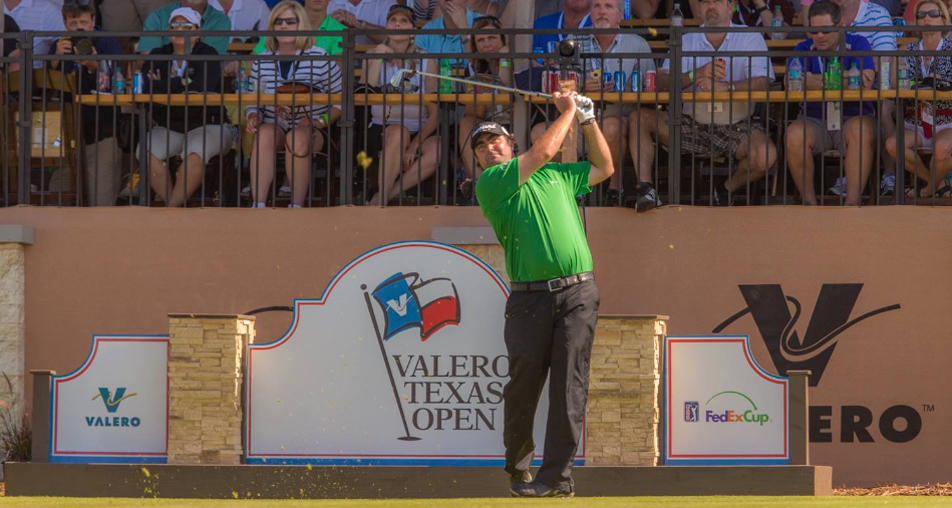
[{"left": 510, "top": 272, "right": 594, "bottom": 292}]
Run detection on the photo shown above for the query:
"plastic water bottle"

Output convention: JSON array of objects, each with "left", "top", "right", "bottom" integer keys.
[
  {"left": 847, "top": 62, "right": 860, "bottom": 90},
  {"left": 97, "top": 61, "right": 111, "bottom": 92},
  {"left": 114, "top": 67, "right": 126, "bottom": 94},
  {"left": 825, "top": 57, "right": 842, "bottom": 91},
  {"left": 672, "top": 3, "right": 684, "bottom": 26},
  {"left": 898, "top": 57, "right": 911, "bottom": 90},
  {"left": 439, "top": 58, "right": 453, "bottom": 94},
  {"left": 880, "top": 58, "right": 892, "bottom": 90},
  {"left": 624, "top": 0, "right": 631, "bottom": 20},
  {"left": 787, "top": 57, "right": 803, "bottom": 92},
  {"left": 771, "top": 6, "right": 784, "bottom": 40}
]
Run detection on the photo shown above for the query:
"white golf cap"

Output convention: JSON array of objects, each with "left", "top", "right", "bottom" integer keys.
[{"left": 169, "top": 7, "right": 202, "bottom": 27}]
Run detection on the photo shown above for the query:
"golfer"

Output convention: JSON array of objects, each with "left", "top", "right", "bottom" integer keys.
[{"left": 473, "top": 91, "right": 613, "bottom": 498}]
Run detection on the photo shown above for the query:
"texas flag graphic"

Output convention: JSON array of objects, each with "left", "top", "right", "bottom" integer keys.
[{"left": 370, "top": 272, "right": 461, "bottom": 341}]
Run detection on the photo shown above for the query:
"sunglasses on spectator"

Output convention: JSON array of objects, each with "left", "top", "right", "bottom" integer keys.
[
  {"left": 273, "top": 17, "right": 300, "bottom": 26},
  {"left": 63, "top": 0, "right": 92, "bottom": 5},
  {"left": 917, "top": 9, "right": 943, "bottom": 18},
  {"left": 169, "top": 21, "right": 197, "bottom": 30},
  {"left": 474, "top": 15, "right": 502, "bottom": 28}
]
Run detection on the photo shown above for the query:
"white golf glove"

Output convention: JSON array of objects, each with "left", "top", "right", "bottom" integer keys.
[{"left": 575, "top": 94, "right": 596, "bottom": 124}]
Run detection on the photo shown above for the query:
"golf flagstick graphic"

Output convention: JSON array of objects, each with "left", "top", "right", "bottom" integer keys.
[{"left": 362, "top": 272, "right": 462, "bottom": 441}]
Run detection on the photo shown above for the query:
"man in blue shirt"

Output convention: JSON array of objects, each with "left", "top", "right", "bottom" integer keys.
[
  {"left": 531, "top": 0, "right": 592, "bottom": 57},
  {"left": 415, "top": 0, "right": 480, "bottom": 67},
  {"left": 785, "top": 0, "right": 876, "bottom": 206}
]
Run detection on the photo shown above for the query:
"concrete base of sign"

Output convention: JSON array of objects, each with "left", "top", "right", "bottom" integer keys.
[{"left": 5, "top": 463, "right": 832, "bottom": 498}]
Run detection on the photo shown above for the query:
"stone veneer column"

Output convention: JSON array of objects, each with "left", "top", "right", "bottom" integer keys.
[
  {"left": 167, "top": 314, "right": 255, "bottom": 465},
  {"left": 433, "top": 227, "right": 508, "bottom": 286},
  {"left": 587, "top": 315, "right": 667, "bottom": 466},
  {"left": 0, "top": 226, "right": 33, "bottom": 422}
]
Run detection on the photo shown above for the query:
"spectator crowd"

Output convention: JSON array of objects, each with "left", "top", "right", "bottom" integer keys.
[{"left": 2, "top": 0, "right": 950, "bottom": 208}]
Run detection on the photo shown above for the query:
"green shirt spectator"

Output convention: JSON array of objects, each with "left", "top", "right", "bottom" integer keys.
[
  {"left": 476, "top": 157, "right": 593, "bottom": 283},
  {"left": 252, "top": 13, "right": 344, "bottom": 55},
  {"left": 138, "top": 1, "right": 232, "bottom": 55}
]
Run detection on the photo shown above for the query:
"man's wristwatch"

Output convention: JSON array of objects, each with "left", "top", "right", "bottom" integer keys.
[{"left": 755, "top": 5, "right": 769, "bottom": 14}]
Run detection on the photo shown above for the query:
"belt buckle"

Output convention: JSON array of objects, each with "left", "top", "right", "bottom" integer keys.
[{"left": 547, "top": 278, "right": 561, "bottom": 292}]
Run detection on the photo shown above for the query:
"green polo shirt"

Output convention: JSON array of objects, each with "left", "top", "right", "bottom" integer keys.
[
  {"left": 252, "top": 15, "right": 345, "bottom": 55},
  {"left": 476, "top": 158, "right": 593, "bottom": 283},
  {"left": 138, "top": 2, "right": 232, "bottom": 56}
]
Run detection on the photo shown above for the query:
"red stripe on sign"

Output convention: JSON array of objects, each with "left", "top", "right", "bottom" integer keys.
[{"left": 420, "top": 297, "right": 460, "bottom": 340}]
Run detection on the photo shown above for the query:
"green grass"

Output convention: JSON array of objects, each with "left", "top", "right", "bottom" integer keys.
[{"left": 0, "top": 498, "right": 950, "bottom": 508}]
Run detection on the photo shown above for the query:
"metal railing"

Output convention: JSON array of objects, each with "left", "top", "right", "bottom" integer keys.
[{"left": 1, "top": 24, "right": 949, "bottom": 208}]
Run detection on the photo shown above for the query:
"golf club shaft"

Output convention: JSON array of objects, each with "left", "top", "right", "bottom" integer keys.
[{"left": 408, "top": 70, "right": 554, "bottom": 99}]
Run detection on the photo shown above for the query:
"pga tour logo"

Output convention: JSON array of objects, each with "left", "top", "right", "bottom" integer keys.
[{"left": 684, "top": 401, "right": 699, "bottom": 422}]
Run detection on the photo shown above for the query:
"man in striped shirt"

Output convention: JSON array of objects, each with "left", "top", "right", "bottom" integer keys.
[{"left": 831, "top": 0, "right": 899, "bottom": 197}]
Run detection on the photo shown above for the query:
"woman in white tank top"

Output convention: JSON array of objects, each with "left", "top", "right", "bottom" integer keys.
[{"left": 361, "top": 5, "right": 441, "bottom": 206}]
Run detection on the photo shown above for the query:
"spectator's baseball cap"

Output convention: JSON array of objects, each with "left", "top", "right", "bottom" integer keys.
[
  {"left": 387, "top": 4, "right": 415, "bottom": 22},
  {"left": 169, "top": 7, "right": 202, "bottom": 28},
  {"left": 471, "top": 122, "right": 511, "bottom": 150}
]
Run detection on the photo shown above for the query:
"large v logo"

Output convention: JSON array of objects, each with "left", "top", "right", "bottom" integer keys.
[{"left": 713, "top": 284, "right": 900, "bottom": 386}]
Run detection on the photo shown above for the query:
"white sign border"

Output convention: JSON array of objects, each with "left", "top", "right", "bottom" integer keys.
[
  {"left": 662, "top": 335, "right": 790, "bottom": 466},
  {"left": 49, "top": 334, "right": 169, "bottom": 464},
  {"left": 245, "top": 240, "right": 584, "bottom": 466}
]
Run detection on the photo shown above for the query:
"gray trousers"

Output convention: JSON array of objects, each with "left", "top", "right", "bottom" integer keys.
[{"left": 503, "top": 278, "right": 599, "bottom": 492}]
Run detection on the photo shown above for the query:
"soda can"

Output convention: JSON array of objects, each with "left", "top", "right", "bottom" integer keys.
[
  {"left": 644, "top": 70, "right": 657, "bottom": 92},
  {"left": 133, "top": 72, "right": 142, "bottom": 94},
  {"left": 613, "top": 70, "right": 626, "bottom": 92},
  {"left": 547, "top": 40, "right": 558, "bottom": 55},
  {"left": 542, "top": 70, "right": 560, "bottom": 94},
  {"left": 630, "top": 69, "right": 640, "bottom": 92},
  {"left": 603, "top": 71, "right": 613, "bottom": 89}
]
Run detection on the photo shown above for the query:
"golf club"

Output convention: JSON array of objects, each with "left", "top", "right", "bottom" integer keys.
[{"left": 389, "top": 68, "right": 555, "bottom": 99}]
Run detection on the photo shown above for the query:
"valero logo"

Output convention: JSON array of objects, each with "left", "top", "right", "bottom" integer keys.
[
  {"left": 87, "top": 387, "right": 141, "bottom": 428},
  {"left": 702, "top": 391, "right": 770, "bottom": 426}
]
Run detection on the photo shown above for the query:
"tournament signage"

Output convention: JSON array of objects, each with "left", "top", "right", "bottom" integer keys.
[
  {"left": 246, "top": 241, "right": 560, "bottom": 465},
  {"left": 664, "top": 335, "right": 789, "bottom": 465},
  {"left": 49, "top": 335, "right": 169, "bottom": 463}
]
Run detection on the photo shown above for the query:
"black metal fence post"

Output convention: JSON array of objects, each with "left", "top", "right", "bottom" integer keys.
[
  {"left": 16, "top": 31, "right": 33, "bottom": 205},
  {"left": 667, "top": 26, "right": 682, "bottom": 205},
  {"left": 339, "top": 29, "right": 356, "bottom": 206}
]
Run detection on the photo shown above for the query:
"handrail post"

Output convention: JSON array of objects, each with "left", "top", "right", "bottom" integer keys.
[
  {"left": 17, "top": 31, "right": 33, "bottom": 205},
  {"left": 339, "top": 29, "right": 356, "bottom": 206},
  {"left": 667, "top": 25, "right": 682, "bottom": 205}
]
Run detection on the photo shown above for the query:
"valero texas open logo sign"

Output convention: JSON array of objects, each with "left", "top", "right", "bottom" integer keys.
[{"left": 246, "top": 241, "right": 557, "bottom": 465}]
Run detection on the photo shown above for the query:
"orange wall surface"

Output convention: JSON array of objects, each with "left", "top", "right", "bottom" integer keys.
[{"left": 2, "top": 204, "right": 948, "bottom": 487}]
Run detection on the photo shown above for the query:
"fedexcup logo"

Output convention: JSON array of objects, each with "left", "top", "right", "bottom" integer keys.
[
  {"left": 87, "top": 387, "right": 141, "bottom": 427},
  {"left": 684, "top": 392, "right": 770, "bottom": 426},
  {"left": 703, "top": 391, "right": 770, "bottom": 426},
  {"left": 713, "top": 284, "right": 900, "bottom": 386}
]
